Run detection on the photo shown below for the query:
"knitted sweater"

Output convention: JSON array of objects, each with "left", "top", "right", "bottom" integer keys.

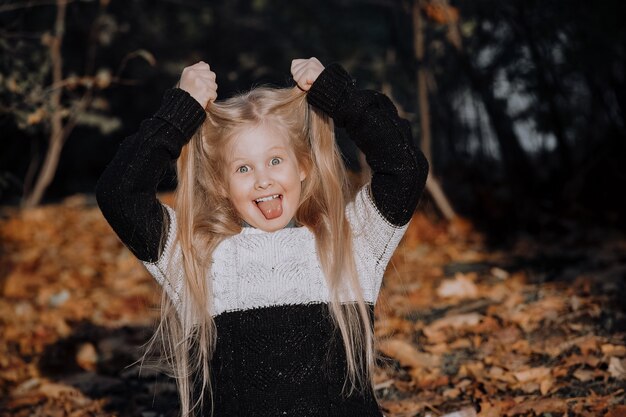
[{"left": 95, "top": 63, "right": 429, "bottom": 417}]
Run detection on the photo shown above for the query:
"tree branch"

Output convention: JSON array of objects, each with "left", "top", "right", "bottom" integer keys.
[{"left": 0, "top": 0, "right": 92, "bottom": 14}]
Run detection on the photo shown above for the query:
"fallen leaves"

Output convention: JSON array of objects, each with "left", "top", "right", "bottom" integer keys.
[
  {"left": 436, "top": 273, "right": 479, "bottom": 299},
  {"left": 609, "top": 357, "right": 626, "bottom": 380},
  {"left": 505, "top": 397, "right": 568, "bottom": 415},
  {"left": 379, "top": 339, "right": 441, "bottom": 369},
  {"left": 377, "top": 212, "right": 626, "bottom": 416},
  {"left": 1, "top": 198, "right": 625, "bottom": 416}
]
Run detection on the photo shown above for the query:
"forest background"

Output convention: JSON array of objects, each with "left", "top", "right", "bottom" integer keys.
[
  {"left": 1, "top": 0, "right": 624, "bottom": 231},
  {"left": 0, "top": 1, "right": 625, "bottom": 416}
]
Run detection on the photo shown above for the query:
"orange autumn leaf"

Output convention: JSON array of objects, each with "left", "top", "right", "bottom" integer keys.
[
  {"left": 423, "top": 2, "right": 460, "bottom": 25},
  {"left": 505, "top": 398, "right": 568, "bottom": 416},
  {"left": 513, "top": 367, "right": 551, "bottom": 382},
  {"left": 605, "top": 405, "right": 626, "bottom": 417},
  {"left": 378, "top": 338, "right": 440, "bottom": 369}
]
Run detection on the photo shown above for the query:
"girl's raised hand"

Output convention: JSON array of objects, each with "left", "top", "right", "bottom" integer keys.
[
  {"left": 178, "top": 61, "right": 218, "bottom": 109},
  {"left": 291, "top": 57, "right": 325, "bottom": 91}
]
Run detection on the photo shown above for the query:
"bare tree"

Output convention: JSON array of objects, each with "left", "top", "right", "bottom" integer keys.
[
  {"left": 25, "top": 0, "right": 72, "bottom": 207},
  {"left": 413, "top": 0, "right": 457, "bottom": 220},
  {"left": 430, "top": 0, "right": 535, "bottom": 195},
  {"left": 0, "top": 0, "right": 154, "bottom": 207}
]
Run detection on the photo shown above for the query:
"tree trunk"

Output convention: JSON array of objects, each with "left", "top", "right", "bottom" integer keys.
[
  {"left": 22, "top": 0, "right": 67, "bottom": 208},
  {"left": 514, "top": 3, "right": 571, "bottom": 174},
  {"left": 434, "top": 0, "right": 535, "bottom": 195},
  {"left": 413, "top": 0, "right": 457, "bottom": 220},
  {"left": 414, "top": 0, "right": 432, "bottom": 163}
]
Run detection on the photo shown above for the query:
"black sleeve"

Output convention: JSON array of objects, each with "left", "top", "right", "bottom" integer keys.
[
  {"left": 306, "top": 63, "right": 429, "bottom": 226},
  {"left": 95, "top": 88, "right": 206, "bottom": 263}
]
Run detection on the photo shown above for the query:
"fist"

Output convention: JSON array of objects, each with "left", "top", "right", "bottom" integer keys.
[
  {"left": 291, "top": 57, "right": 324, "bottom": 91},
  {"left": 178, "top": 61, "right": 217, "bottom": 109}
]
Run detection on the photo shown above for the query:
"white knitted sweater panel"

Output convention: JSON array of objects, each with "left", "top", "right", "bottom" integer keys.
[{"left": 142, "top": 185, "right": 408, "bottom": 317}]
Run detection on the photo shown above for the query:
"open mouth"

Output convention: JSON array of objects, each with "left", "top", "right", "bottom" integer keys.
[
  {"left": 254, "top": 194, "right": 283, "bottom": 220},
  {"left": 254, "top": 194, "right": 281, "bottom": 204}
]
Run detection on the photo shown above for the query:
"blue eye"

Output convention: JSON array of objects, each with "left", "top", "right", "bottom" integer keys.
[
  {"left": 270, "top": 157, "right": 281, "bottom": 166},
  {"left": 237, "top": 165, "right": 249, "bottom": 173}
]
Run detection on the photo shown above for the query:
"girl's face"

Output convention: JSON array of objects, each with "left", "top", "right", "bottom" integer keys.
[{"left": 224, "top": 124, "right": 307, "bottom": 232}]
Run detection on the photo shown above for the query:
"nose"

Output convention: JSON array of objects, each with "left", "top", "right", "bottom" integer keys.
[{"left": 254, "top": 170, "right": 273, "bottom": 190}]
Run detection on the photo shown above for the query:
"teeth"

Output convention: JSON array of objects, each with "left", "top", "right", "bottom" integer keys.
[{"left": 255, "top": 194, "right": 280, "bottom": 203}]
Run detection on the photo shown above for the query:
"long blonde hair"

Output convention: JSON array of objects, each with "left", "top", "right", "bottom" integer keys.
[{"left": 146, "top": 86, "right": 375, "bottom": 417}]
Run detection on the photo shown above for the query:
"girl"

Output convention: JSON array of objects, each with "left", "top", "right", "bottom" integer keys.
[{"left": 96, "top": 57, "right": 428, "bottom": 417}]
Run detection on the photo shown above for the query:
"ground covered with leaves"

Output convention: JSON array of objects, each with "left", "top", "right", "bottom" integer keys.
[{"left": 0, "top": 194, "right": 624, "bottom": 417}]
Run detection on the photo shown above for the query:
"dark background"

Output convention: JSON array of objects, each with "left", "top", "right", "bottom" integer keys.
[{"left": 1, "top": 0, "right": 625, "bottom": 233}]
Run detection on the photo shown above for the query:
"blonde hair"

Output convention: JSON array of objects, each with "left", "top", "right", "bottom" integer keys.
[{"left": 145, "top": 86, "right": 375, "bottom": 417}]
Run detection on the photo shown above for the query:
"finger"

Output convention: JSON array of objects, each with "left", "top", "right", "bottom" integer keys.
[
  {"left": 304, "top": 73, "right": 316, "bottom": 87},
  {"left": 291, "top": 58, "right": 306, "bottom": 69},
  {"left": 293, "top": 67, "right": 311, "bottom": 85},
  {"left": 197, "top": 73, "right": 216, "bottom": 83},
  {"left": 293, "top": 63, "right": 309, "bottom": 78},
  {"left": 305, "top": 67, "right": 317, "bottom": 80},
  {"left": 199, "top": 81, "right": 217, "bottom": 94},
  {"left": 193, "top": 63, "right": 211, "bottom": 73},
  {"left": 190, "top": 63, "right": 207, "bottom": 72},
  {"left": 310, "top": 57, "right": 321, "bottom": 64},
  {"left": 290, "top": 59, "right": 307, "bottom": 75},
  {"left": 292, "top": 67, "right": 306, "bottom": 86},
  {"left": 292, "top": 61, "right": 308, "bottom": 75},
  {"left": 293, "top": 73, "right": 311, "bottom": 91},
  {"left": 193, "top": 74, "right": 215, "bottom": 85},
  {"left": 193, "top": 67, "right": 214, "bottom": 77}
]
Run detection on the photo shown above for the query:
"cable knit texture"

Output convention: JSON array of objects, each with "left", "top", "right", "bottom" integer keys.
[
  {"left": 144, "top": 184, "right": 406, "bottom": 318},
  {"left": 95, "top": 63, "right": 429, "bottom": 417}
]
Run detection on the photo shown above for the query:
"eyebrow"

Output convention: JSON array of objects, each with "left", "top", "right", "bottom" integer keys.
[{"left": 229, "top": 146, "right": 288, "bottom": 165}]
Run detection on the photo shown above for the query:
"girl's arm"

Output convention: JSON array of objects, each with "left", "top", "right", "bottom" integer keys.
[
  {"left": 306, "top": 63, "right": 429, "bottom": 226},
  {"left": 95, "top": 62, "right": 216, "bottom": 263},
  {"left": 95, "top": 88, "right": 206, "bottom": 262}
]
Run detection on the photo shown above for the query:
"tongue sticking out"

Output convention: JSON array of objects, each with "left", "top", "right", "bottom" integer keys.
[{"left": 256, "top": 197, "right": 283, "bottom": 220}]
